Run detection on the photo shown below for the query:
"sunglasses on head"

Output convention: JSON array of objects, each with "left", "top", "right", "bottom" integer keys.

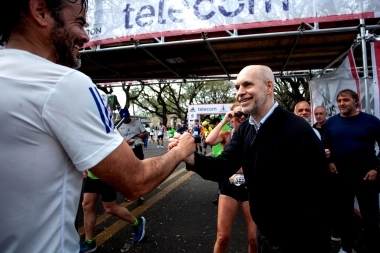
[{"left": 234, "top": 111, "right": 249, "bottom": 118}]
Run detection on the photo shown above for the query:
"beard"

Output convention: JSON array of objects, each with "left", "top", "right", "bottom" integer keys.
[
  {"left": 49, "top": 23, "right": 82, "bottom": 69},
  {"left": 242, "top": 94, "right": 267, "bottom": 116}
]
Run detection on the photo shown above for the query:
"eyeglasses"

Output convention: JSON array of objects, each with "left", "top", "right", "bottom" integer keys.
[{"left": 234, "top": 111, "right": 249, "bottom": 118}]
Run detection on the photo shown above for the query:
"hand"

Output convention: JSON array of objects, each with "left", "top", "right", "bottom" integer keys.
[
  {"left": 169, "top": 133, "right": 196, "bottom": 164},
  {"left": 229, "top": 174, "right": 235, "bottom": 184},
  {"left": 168, "top": 133, "right": 181, "bottom": 151},
  {"left": 325, "top": 149, "right": 330, "bottom": 158},
  {"left": 328, "top": 163, "right": 338, "bottom": 174},
  {"left": 222, "top": 110, "right": 234, "bottom": 124},
  {"left": 364, "top": 169, "right": 377, "bottom": 181},
  {"left": 126, "top": 139, "right": 135, "bottom": 146}
]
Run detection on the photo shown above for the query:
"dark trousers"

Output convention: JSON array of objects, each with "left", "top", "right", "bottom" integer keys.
[
  {"left": 256, "top": 229, "right": 282, "bottom": 253},
  {"left": 335, "top": 176, "right": 380, "bottom": 252},
  {"left": 143, "top": 136, "right": 148, "bottom": 148},
  {"left": 256, "top": 225, "right": 330, "bottom": 253},
  {"left": 132, "top": 145, "right": 144, "bottom": 160}
]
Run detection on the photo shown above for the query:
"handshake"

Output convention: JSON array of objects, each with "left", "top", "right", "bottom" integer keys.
[{"left": 168, "top": 132, "right": 197, "bottom": 165}]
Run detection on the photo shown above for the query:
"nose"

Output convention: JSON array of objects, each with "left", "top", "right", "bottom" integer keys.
[
  {"left": 236, "top": 87, "right": 245, "bottom": 99},
  {"left": 80, "top": 28, "right": 90, "bottom": 44}
]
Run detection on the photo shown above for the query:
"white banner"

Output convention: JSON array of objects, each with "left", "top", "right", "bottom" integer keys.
[
  {"left": 310, "top": 49, "right": 359, "bottom": 121},
  {"left": 310, "top": 48, "right": 378, "bottom": 122},
  {"left": 85, "top": 0, "right": 380, "bottom": 46},
  {"left": 187, "top": 103, "right": 232, "bottom": 127}
]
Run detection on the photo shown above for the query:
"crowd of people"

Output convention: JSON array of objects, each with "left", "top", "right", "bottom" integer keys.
[{"left": 1, "top": 1, "right": 379, "bottom": 253}]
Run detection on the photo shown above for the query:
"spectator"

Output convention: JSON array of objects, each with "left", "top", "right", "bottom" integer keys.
[
  {"left": 313, "top": 106, "right": 327, "bottom": 137},
  {"left": 324, "top": 89, "right": 380, "bottom": 253},
  {"left": 294, "top": 101, "right": 321, "bottom": 139}
]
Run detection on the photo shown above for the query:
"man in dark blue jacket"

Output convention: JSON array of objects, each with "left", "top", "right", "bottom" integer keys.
[
  {"left": 324, "top": 89, "right": 380, "bottom": 253},
  {"left": 170, "top": 65, "right": 331, "bottom": 253}
]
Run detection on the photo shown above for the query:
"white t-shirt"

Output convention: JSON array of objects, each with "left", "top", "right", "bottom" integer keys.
[
  {"left": 0, "top": 49, "right": 123, "bottom": 253},
  {"left": 118, "top": 119, "right": 146, "bottom": 148}
]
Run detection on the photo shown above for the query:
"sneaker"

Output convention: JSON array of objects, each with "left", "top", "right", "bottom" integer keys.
[
  {"left": 137, "top": 197, "right": 145, "bottom": 204},
  {"left": 331, "top": 230, "right": 341, "bottom": 242},
  {"left": 338, "top": 248, "right": 356, "bottom": 253},
  {"left": 157, "top": 145, "right": 160, "bottom": 148},
  {"left": 80, "top": 240, "right": 97, "bottom": 253},
  {"left": 331, "top": 235, "right": 341, "bottom": 242},
  {"left": 160, "top": 145, "right": 164, "bottom": 148},
  {"left": 133, "top": 217, "right": 146, "bottom": 243}
]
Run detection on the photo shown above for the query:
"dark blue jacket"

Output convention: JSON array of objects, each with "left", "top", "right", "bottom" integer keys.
[{"left": 187, "top": 107, "right": 330, "bottom": 252}]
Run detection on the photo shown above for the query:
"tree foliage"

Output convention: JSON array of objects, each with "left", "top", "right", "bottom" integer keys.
[
  {"left": 121, "top": 80, "right": 235, "bottom": 125},
  {"left": 274, "top": 77, "right": 310, "bottom": 111},
  {"left": 115, "top": 77, "right": 310, "bottom": 124}
]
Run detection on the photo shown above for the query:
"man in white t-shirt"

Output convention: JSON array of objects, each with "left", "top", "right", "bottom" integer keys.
[{"left": 0, "top": 2, "right": 195, "bottom": 253}]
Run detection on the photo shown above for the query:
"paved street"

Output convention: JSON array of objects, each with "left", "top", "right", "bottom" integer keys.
[{"left": 76, "top": 140, "right": 366, "bottom": 253}]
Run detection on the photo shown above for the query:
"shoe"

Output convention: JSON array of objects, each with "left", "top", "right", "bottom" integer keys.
[
  {"left": 160, "top": 146, "right": 163, "bottom": 148},
  {"left": 137, "top": 197, "right": 145, "bottom": 204},
  {"left": 80, "top": 240, "right": 97, "bottom": 253},
  {"left": 157, "top": 145, "right": 160, "bottom": 148},
  {"left": 338, "top": 248, "right": 356, "bottom": 253},
  {"left": 331, "top": 235, "right": 341, "bottom": 242},
  {"left": 331, "top": 230, "right": 341, "bottom": 242},
  {"left": 133, "top": 217, "right": 146, "bottom": 243}
]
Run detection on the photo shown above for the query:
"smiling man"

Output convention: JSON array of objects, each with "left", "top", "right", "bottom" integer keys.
[
  {"left": 0, "top": 1, "right": 195, "bottom": 252},
  {"left": 170, "top": 65, "right": 331, "bottom": 253}
]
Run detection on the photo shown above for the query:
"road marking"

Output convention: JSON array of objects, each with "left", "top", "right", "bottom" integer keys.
[
  {"left": 94, "top": 170, "right": 195, "bottom": 246},
  {"left": 78, "top": 167, "right": 189, "bottom": 236}
]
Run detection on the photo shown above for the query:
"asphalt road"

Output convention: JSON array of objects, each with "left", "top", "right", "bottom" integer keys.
[{"left": 76, "top": 140, "right": 366, "bottom": 253}]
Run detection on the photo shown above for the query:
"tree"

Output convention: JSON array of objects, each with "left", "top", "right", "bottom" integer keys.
[
  {"left": 274, "top": 77, "right": 310, "bottom": 111},
  {"left": 123, "top": 80, "right": 236, "bottom": 125}
]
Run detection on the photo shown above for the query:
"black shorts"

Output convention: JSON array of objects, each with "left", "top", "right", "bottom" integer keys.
[
  {"left": 219, "top": 180, "right": 249, "bottom": 202},
  {"left": 157, "top": 134, "right": 164, "bottom": 139},
  {"left": 132, "top": 145, "right": 144, "bottom": 160},
  {"left": 83, "top": 177, "right": 116, "bottom": 202},
  {"left": 194, "top": 137, "right": 201, "bottom": 143}
]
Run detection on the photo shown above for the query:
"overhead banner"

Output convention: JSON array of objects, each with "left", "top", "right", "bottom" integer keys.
[
  {"left": 187, "top": 103, "right": 233, "bottom": 127},
  {"left": 85, "top": 0, "right": 380, "bottom": 46},
  {"left": 310, "top": 48, "right": 377, "bottom": 122}
]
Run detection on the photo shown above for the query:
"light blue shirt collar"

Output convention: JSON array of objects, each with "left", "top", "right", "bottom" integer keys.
[{"left": 249, "top": 101, "right": 279, "bottom": 131}]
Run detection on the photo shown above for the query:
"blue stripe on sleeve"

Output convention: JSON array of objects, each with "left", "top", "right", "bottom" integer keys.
[{"left": 89, "top": 87, "right": 113, "bottom": 133}]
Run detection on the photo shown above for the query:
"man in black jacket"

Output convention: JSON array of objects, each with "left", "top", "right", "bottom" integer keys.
[{"left": 170, "top": 65, "right": 331, "bottom": 253}]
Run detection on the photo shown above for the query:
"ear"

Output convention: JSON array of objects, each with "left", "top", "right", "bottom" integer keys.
[
  {"left": 266, "top": 80, "right": 274, "bottom": 94},
  {"left": 29, "top": 0, "right": 50, "bottom": 27}
]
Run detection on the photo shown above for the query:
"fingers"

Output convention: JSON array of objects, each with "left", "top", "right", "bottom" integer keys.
[
  {"left": 328, "top": 163, "right": 338, "bottom": 174},
  {"left": 325, "top": 149, "right": 330, "bottom": 158}
]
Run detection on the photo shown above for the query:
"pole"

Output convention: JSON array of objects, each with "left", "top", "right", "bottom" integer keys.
[{"left": 360, "top": 1, "right": 371, "bottom": 113}]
